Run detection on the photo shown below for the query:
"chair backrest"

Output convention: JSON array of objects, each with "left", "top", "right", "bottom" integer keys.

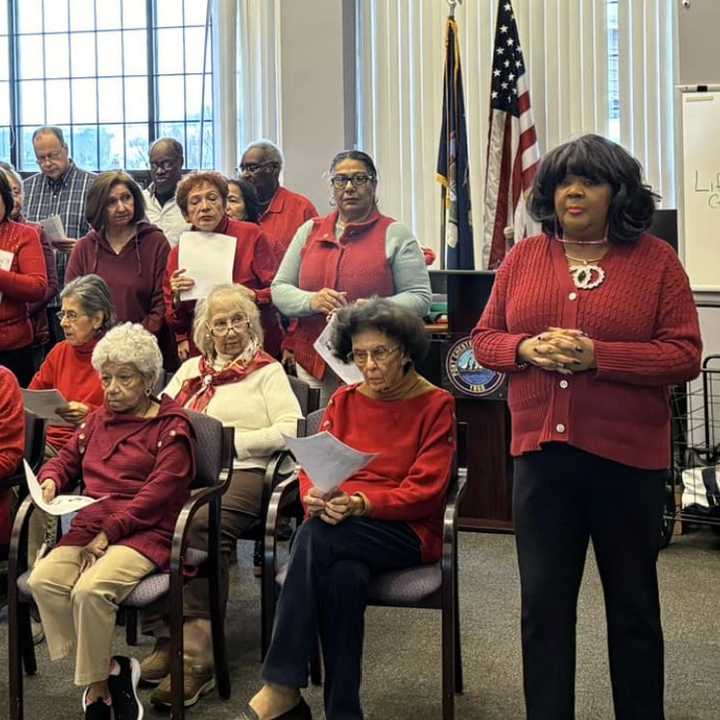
[
  {"left": 24, "top": 411, "right": 46, "bottom": 472},
  {"left": 297, "top": 407, "right": 326, "bottom": 439},
  {"left": 153, "top": 369, "right": 174, "bottom": 396},
  {"left": 186, "top": 410, "right": 234, "bottom": 489},
  {"left": 287, "top": 374, "right": 321, "bottom": 416}
]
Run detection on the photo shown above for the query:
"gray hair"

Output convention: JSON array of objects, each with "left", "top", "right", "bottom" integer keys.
[
  {"left": 0, "top": 161, "right": 22, "bottom": 189},
  {"left": 150, "top": 137, "right": 184, "bottom": 162},
  {"left": 61, "top": 274, "right": 117, "bottom": 332},
  {"left": 32, "top": 126, "right": 67, "bottom": 147},
  {"left": 193, "top": 284, "right": 264, "bottom": 358},
  {"left": 242, "top": 139, "right": 284, "bottom": 168},
  {"left": 91, "top": 322, "right": 163, "bottom": 389}
]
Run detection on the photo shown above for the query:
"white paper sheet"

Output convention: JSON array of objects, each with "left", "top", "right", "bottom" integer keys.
[
  {"left": 177, "top": 231, "right": 236, "bottom": 301},
  {"left": 40, "top": 214, "right": 66, "bottom": 241},
  {"left": 22, "top": 388, "right": 72, "bottom": 425},
  {"left": 0, "top": 248, "right": 13, "bottom": 304},
  {"left": 24, "top": 459, "right": 107, "bottom": 516},
  {"left": 282, "top": 431, "right": 377, "bottom": 494},
  {"left": 312, "top": 315, "right": 364, "bottom": 385}
]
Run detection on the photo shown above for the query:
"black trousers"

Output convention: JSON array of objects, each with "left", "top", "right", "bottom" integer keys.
[
  {"left": 263, "top": 516, "right": 421, "bottom": 720},
  {"left": 0, "top": 344, "right": 35, "bottom": 387},
  {"left": 514, "top": 443, "right": 667, "bottom": 720}
]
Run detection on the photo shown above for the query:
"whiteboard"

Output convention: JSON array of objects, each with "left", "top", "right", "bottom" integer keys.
[{"left": 679, "top": 89, "right": 720, "bottom": 292}]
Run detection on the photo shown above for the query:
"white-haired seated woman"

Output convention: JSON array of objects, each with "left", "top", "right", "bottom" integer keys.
[
  {"left": 140, "top": 283, "right": 302, "bottom": 709},
  {"left": 27, "top": 323, "right": 196, "bottom": 720}
]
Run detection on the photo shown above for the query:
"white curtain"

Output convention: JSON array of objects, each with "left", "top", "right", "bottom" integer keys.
[
  {"left": 358, "top": 0, "right": 675, "bottom": 268},
  {"left": 236, "top": 0, "right": 283, "bottom": 159}
]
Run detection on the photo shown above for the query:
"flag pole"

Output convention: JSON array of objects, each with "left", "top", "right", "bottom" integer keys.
[{"left": 440, "top": 0, "right": 460, "bottom": 269}]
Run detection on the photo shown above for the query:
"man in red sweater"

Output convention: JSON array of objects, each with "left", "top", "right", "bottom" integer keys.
[{"left": 239, "top": 140, "right": 318, "bottom": 263}]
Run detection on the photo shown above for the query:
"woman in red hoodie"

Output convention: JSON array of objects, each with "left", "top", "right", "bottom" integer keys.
[
  {"left": 0, "top": 172, "right": 48, "bottom": 386},
  {"left": 65, "top": 171, "right": 170, "bottom": 354},
  {"left": 28, "top": 323, "right": 194, "bottom": 720},
  {"left": 163, "top": 171, "right": 282, "bottom": 360}
]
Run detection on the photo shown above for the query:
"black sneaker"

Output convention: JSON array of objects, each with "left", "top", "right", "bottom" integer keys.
[
  {"left": 81, "top": 689, "right": 111, "bottom": 720},
  {"left": 107, "top": 655, "right": 143, "bottom": 720}
]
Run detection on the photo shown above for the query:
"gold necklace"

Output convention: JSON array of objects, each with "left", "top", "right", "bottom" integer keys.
[{"left": 564, "top": 252, "right": 607, "bottom": 264}]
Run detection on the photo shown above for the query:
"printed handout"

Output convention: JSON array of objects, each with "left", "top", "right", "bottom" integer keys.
[
  {"left": 24, "top": 460, "right": 107, "bottom": 517},
  {"left": 178, "top": 231, "right": 236, "bottom": 301},
  {"left": 22, "top": 388, "right": 72, "bottom": 425},
  {"left": 313, "top": 315, "right": 364, "bottom": 385}
]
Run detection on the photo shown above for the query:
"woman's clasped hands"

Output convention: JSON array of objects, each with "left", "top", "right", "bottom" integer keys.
[
  {"left": 518, "top": 327, "right": 596, "bottom": 374},
  {"left": 304, "top": 486, "right": 364, "bottom": 525}
]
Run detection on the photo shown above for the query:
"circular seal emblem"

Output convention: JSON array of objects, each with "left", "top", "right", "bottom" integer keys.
[{"left": 445, "top": 337, "right": 505, "bottom": 397}]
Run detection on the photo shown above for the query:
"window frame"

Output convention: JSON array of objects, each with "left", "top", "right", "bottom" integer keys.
[{"left": 1, "top": 0, "right": 214, "bottom": 173}]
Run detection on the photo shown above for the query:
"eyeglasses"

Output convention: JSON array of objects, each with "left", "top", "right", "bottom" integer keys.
[
  {"left": 238, "top": 161, "right": 279, "bottom": 174},
  {"left": 209, "top": 315, "right": 249, "bottom": 337},
  {"left": 35, "top": 151, "right": 64, "bottom": 166},
  {"left": 346, "top": 345, "right": 399, "bottom": 366},
  {"left": 150, "top": 159, "right": 178, "bottom": 172},
  {"left": 55, "top": 310, "right": 86, "bottom": 323},
  {"left": 100, "top": 373, "right": 140, "bottom": 388},
  {"left": 330, "top": 174, "right": 374, "bottom": 190}
]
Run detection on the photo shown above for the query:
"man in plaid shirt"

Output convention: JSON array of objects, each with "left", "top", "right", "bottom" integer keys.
[{"left": 23, "top": 126, "right": 95, "bottom": 345}]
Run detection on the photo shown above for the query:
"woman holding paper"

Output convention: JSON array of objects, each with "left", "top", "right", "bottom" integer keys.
[
  {"left": 241, "top": 298, "right": 454, "bottom": 720},
  {"left": 163, "top": 171, "right": 282, "bottom": 361},
  {"left": 0, "top": 171, "right": 48, "bottom": 386},
  {"left": 271, "top": 150, "right": 431, "bottom": 407},
  {"left": 27, "top": 323, "right": 194, "bottom": 720},
  {"left": 65, "top": 171, "right": 170, "bottom": 353},
  {"left": 139, "top": 283, "right": 300, "bottom": 708}
]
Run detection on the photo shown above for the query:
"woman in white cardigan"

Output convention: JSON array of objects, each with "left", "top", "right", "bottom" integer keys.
[{"left": 141, "top": 283, "right": 301, "bottom": 709}]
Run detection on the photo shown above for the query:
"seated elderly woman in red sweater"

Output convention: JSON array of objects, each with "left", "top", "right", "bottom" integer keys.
[
  {"left": 0, "top": 171, "right": 48, "bottom": 386},
  {"left": 0, "top": 366, "right": 23, "bottom": 555},
  {"left": 163, "top": 171, "right": 282, "bottom": 361},
  {"left": 472, "top": 134, "right": 702, "bottom": 720},
  {"left": 27, "top": 323, "right": 195, "bottom": 720},
  {"left": 26, "top": 273, "right": 115, "bottom": 567},
  {"left": 240, "top": 298, "right": 455, "bottom": 720},
  {"left": 65, "top": 171, "right": 171, "bottom": 363}
]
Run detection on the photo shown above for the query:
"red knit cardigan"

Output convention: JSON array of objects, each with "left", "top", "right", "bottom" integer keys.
[{"left": 471, "top": 233, "right": 702, "bottom": 470}]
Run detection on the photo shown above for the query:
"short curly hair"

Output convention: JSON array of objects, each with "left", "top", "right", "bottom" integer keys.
[
  {"left": 331, "top": 297, "right": 429, "bottom": 370},
  {"left": 175, "top": 171, "right": 228, "bottom": 214},
  {"left": 527, "top": 134, "right": 659, "bottom": 246},
  {"left": 91, "top": 322, "right": 163, "bottom": 389},
  {"left": 192, "top": 284, "right": 264, "bottom": 358}
]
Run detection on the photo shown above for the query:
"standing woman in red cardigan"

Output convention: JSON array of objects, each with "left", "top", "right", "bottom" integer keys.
[
  {"left": 472, "top": 134, "right": 702, "bottom": 720},
  {"left": 271, "top": 150, "right": 431, "bottom": 407},
  {"left": 241, "top": 299, "right": 455, "bottom": 720},
  {"left": 0, "top": 172, "right": 48, "bottom": 386},
  {"left": 164, "top": 171, "right": 282, "bottom": 360}
]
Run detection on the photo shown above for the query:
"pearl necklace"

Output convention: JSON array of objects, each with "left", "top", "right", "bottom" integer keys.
[{"left": 564, "top": 250, "right": 607, "bottom": 290}]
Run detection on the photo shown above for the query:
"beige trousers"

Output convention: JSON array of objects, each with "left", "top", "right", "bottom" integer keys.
[{"left": 27, "top": 544, "right": 155, "bottom": 685}]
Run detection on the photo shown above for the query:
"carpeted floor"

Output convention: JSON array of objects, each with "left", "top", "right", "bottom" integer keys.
[{"left": 1, "top": 528, "right": 718, "bottom": 720}]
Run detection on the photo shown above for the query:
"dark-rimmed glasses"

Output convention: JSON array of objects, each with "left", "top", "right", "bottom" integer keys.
[
  {"left": 238, "top": 161, "right": 279, "bottom": 174},
  {"left": 331, "top": 174, "right": 374, "bottom": 190}
]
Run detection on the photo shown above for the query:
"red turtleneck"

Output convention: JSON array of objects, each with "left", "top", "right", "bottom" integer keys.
[{"left": 29, "top": 337, "right": 105, "bottom": 449}]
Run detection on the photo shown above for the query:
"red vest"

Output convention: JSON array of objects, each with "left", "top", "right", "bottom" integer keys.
[{"left": 284, "top": 211, "right": 395, "bottom": 379}]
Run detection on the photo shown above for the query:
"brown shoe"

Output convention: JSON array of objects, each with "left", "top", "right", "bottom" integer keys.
[
  {"left": 150, "top": 662, "right": 215, "bottom": 708},
  {"left": 139, "top": 638, "right": 170, "bottom": 685}
]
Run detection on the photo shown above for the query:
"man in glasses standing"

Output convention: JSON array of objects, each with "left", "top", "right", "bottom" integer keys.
[
  {"left": 239, "top": 140, "right": 317, "bottom": 263},
  {"left": 142, "top": 138, "right": 191, "bottom": 249},
  {"left": 23, "top": 126, "right": 96, "bottom": 347}
]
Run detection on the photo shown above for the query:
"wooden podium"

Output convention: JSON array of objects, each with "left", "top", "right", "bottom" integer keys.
[{"left": 420, "top": 271, "right": 514, "bottom": 532}]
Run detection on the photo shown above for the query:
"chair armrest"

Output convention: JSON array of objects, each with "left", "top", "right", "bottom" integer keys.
[
  {"left": 8, "top": 495, "right": 36, "bottom": 592},
  {"left": 169, "top": 467, "right": 232, "bottom": 577},
  {"left": 261, "top": 450, "right": 296, "bottom": 511},
  {"left": 442, "top": 466, "right": 468, "bottom": 562}
]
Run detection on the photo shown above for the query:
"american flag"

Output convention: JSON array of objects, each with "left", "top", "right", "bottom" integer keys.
[{"left": 482, "top": 0, "right": 540, "bottom": 270}]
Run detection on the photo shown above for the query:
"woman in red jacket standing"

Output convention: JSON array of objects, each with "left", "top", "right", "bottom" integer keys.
[
  {"left": 164, "top": 171, "right": 282, "bottom": 360},
  {"left": 0, "top": 172, "right": 48, "bottom": 386},
  {"left": 241, "top": 299, "right": 455, "bottom": 720},
  {"left": 472, "top": 134, "right": 702, "bottom": 720}
]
